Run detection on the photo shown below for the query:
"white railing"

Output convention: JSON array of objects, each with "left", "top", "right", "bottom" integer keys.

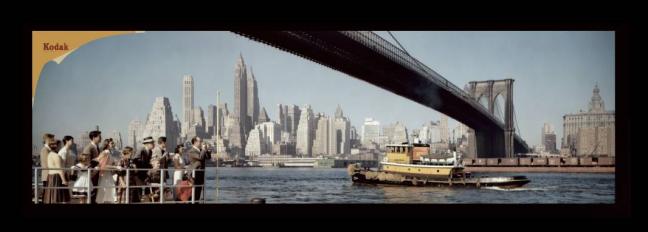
[{"left": 33, "top": 167, "right": 207, "bottom": 204}]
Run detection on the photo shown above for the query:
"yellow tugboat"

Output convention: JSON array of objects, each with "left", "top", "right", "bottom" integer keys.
[{"left": 348, "top": 143, "right": 530, "bottom": 188}]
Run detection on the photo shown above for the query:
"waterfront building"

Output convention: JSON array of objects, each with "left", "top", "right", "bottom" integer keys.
[{"left": 562, "top": 84, "right": 615, "bottom": 156}]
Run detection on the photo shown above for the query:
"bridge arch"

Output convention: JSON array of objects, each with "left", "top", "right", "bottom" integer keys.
[{"left": 467, "top": 79, "right": 515, "bottom": 157}]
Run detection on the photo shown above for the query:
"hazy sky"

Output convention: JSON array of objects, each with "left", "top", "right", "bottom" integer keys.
[{"left": 32, "top": 31, "right": 614, "bottom": 148}]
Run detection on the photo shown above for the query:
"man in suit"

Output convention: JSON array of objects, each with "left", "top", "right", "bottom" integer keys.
[
  {"left": 188, "top": 136, "right": 211, "bottom": 203},
  {"left": 151, "top": 136, "right": 169, "bottom": 183},
  {"left": 132, "top": 136, "right": 154, "bottom": 201},
  {"left": 39, "top": 133, "right": 55, "bottom": 203},
  {"left": 82, "top": 130, "right": 101, "bottom": 204}
]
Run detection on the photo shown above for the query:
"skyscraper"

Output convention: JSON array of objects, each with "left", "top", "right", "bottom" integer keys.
[
  {"left": 234, "top": 54, "right": 248, "bottom": 150},
  {"left": 182, "top": 75, "right": 194, "bottom": 138},
  {"left": 419, "top": 121, "right": 440, "bottom": 144},
  {"left": 258, "top": 121, "right": 281, "bottom": 146},
  {"left": 111, "top": 130, "right": 123, "bottom": 150},
  {"left": 541, "top": 123, "right": 557, "bottom": 154},
  {"left": 439, "top": 114, "right": 449, "bottom": 143},
  {"left": 278, "top": 104, "right": 301, "bottom": 138},
  {"left": 361, "top": 118, "right": 381, "bottom": 147},
  {"left": 384, "top": 121, "right": 408, "bottom": 144},
  {"left": 218, "top": 102, "right": 229, "bottom": 138},
  {"left": 142, "top": 97, "right": 180, "bottom": 151},
  {"left": 258, "top": 107, "right": 270, "bottom": 123},
  {"left": 225, "top": 115, "right": 243, "bottom": 156},
  {"left": 245, "top": 121, "right": 282, "bottom": 157},
  {"left": 296, "top": 105, "right": 314, "bottom": 156},
  {"left": 245, "top": 127, "right": 263, "bottom": 157},
  {"left": 453, "top": 122, "right": 468, "bottom": 144},
  {"left": 207, "top": 104, "right": 217, "bottom": 138},
  {"left": 190, "top": 106, "right": 206, "bottom": 138},
  {"left": 127, "top": 119, "right": 143, "bottom": 150},
  {"left": 350, "top": 126, "right": 360, "bottom": 148},
  {"left": 329, "top": 105, "right": 351, "bottom": 155},
  {"left": 77, "top": 130, "right": 91, "bottom": 158},
  {"left": 313, "top": 113, "right": 330, "bottom": 155},
  {"left": 247, "top": 67, "right": 260, "bottom": 130}
]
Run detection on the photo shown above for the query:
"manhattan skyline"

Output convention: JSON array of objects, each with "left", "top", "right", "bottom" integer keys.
[{"left": 32, "top": 31, "right": 614, "bottom": 148}]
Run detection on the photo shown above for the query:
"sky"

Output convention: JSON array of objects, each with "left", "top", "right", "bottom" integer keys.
[{"left": 32, "top": 31, "right": 615, "bottom": 149}]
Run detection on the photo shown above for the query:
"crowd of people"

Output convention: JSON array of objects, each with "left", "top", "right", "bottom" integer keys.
[{"left": 37, "top": 131, "right": 212, "bottom": 204}]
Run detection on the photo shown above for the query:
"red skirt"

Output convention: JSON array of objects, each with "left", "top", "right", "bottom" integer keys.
[
  {"left": 43, "top": 174, "right": 70, "bottom": 204},
  {"left": 176, "top": 180, "right": 193, "bottom": 202}
]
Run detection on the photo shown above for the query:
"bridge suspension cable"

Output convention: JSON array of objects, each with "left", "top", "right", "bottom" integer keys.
[
  {"left": 384, "top": 31, "right": 525, "bottom": 149},
  {"left": 387, "top": 31, "right": 412, "bottom": 57},
  {"left": 385, "top": 31, "right": 430, "bottom": 74}
]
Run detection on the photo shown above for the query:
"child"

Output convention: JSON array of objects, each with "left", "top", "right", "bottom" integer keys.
[{"left": 70, "top": 153, "right": 93, "bottom": 204}]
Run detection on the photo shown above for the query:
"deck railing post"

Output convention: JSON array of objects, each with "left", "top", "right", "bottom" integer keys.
[
  {"left": 34, "top": 167, "right": 38, "bottom": 204},
  {"left": 87, "top": 168, "right": 91, "bottom": 204},
  {"left": 125, "top": 169, "right": 130, "bottom": 204},
  {"left": 160, "top": 169, "right": 164, "bottom": 203},
  {"left": 202, "top": 168, "right": 206, "bottom": 204},
  {"left": 191, "top": 169, "right": 195, "bottom": 204}
]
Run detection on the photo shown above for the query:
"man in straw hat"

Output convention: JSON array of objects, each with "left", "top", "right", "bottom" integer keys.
[{"left": 131, "top": 136, "right": 155, "bottom": 202}]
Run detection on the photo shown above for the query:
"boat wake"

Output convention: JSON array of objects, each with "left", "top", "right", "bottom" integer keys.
[{"left": 482, "top": 186, "right": 555, "bottom": 191}]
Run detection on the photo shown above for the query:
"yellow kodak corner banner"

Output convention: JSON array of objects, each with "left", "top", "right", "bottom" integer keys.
[{"left": 32, "top": 31, "right": 139, "bottom": 102}]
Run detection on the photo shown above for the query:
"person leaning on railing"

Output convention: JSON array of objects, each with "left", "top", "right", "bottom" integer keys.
[
  {"left": 95, "top": 138, "right": 121, "bottom": 203},
  {"left": 70, "top": 152, "right": 94, "bottom": 203},
  {"left": 116, "top": 147, "right": 137, "bottom": 203},
  {"left": 132, "top": 136, "right": 154, "bottom": 202}
]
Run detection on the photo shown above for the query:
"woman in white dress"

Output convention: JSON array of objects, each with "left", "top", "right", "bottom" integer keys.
[
  {"left": 172, "top": 145, "right": 186, "bottom": 186},
  {"left": 95, "top": 139, "right": 120, "bottom": 203}
]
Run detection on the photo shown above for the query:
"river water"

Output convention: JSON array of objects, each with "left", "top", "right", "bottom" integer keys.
[{"left": 202, "top": 167, "right": 614, "bottom": 204}]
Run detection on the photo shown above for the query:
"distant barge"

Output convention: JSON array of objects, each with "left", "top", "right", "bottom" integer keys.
[{"left": 347, "top": 143, "right": 530, "bottom": 189}]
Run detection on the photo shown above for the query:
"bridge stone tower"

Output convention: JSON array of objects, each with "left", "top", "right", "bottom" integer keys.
[{"left": 467, "top": 79, "right": 515, "bottom": 158}]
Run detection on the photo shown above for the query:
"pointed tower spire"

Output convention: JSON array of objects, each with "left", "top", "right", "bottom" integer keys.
[
  {"left": 335, "top": 104, "right": 343, "bottom": 118},
  {"left": 258, "top": 107, "right": 270, "bottom": 123},
  {"left": 589, "top": 83, "right": 604, "bottom": 112}
]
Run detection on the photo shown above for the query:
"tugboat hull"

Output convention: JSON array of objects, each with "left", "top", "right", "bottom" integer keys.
[{"left": 349, "top": 165, "right": 530, "bottom": 189}]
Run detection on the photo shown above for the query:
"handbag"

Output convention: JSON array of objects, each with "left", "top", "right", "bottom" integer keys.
[
  {"left": 68, "top": 166, "right": 79, "bottom": 181},
  {"left": 68, "top": 172, "right": 78, "bottom": 181}
]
